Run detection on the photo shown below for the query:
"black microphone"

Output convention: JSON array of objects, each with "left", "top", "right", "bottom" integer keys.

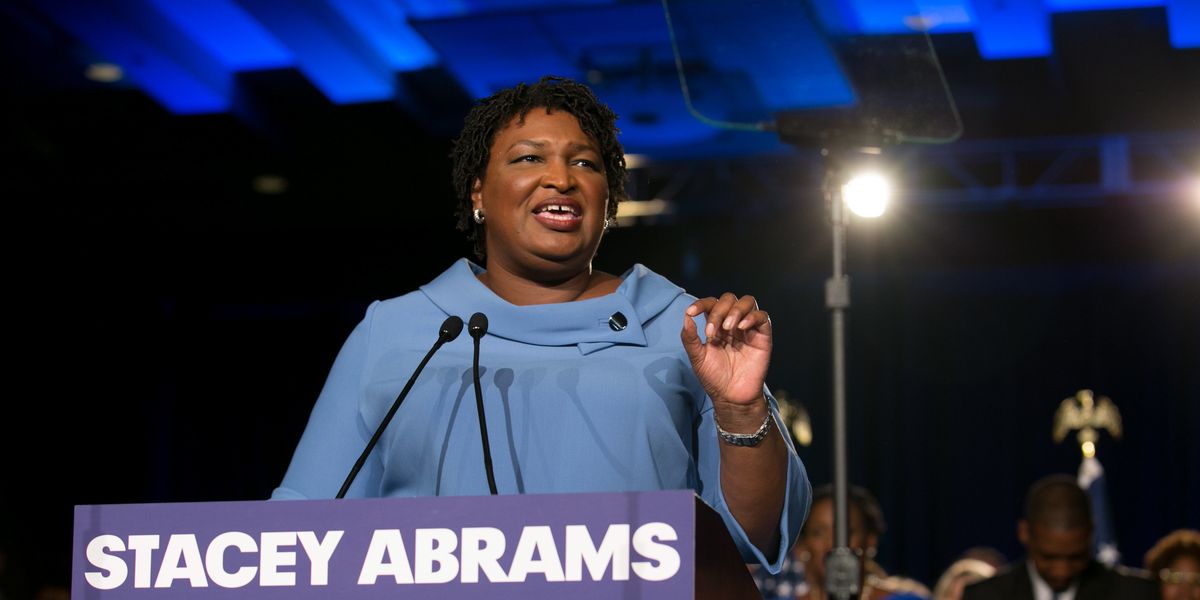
[
  {"left": 468, "top": 312, "right": 499, "bottom": 495},
  {"left": 336, "top": 315, "right": 463, "bottom": 499}
]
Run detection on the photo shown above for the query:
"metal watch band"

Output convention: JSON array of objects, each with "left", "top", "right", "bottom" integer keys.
[{"left": 715, "top": 412, "right": 774, "bottom": 447}]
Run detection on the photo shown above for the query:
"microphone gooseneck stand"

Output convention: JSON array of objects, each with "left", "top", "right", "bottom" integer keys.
[
  {"left": 335, "top": 316, "right": 464, "bottom": 499},
  {"left": 468, "top": 312, "right": 499, "bottom": 495}
]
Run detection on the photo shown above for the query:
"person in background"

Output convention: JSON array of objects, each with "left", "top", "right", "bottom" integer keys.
[
  {"left": 958, "top": 547, "right": 1007, "bottom": 571},
  {"left": 751, "top": 542, "right": 807, "bottom": 599},
  {"left": 962, "top": 474, "right": 1157, "bottom": 600},
  {"left": 1144, "top": 529, "right": 1200, "bottom": 600},
  {"left": 787, "top": 483, "right": 930, "bottom": 599},
  {"left": 933, "top": 558, "right": 996, "bottom": 600}
]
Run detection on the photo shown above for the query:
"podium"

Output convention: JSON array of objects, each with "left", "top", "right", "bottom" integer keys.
[{"left": 72, "top": 490, "right": 761, "bottom": 599}]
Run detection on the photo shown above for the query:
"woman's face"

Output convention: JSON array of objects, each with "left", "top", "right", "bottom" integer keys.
[
  {"left": 797, "top": 498, "right": 874, "bottom": 586},
  {"left": 471, "top": 108, "right": 609, "bottom": 281},
  {"left": 1162, "top": 554, "right": 1200, "bottom": 600}
]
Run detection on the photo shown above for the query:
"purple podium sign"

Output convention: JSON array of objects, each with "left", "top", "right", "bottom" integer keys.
[{"left": 73, "top": 490, "right": 703, "bottom": 599}]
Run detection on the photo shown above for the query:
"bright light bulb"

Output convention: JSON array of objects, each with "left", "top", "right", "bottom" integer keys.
[{"left": 842, "top": 173, "right": 891, "bottom": 218}]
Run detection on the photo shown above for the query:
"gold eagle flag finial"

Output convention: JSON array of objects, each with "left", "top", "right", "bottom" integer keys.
[{"left": 1053, "top": 389, "right": 1122, "bottom": 458}]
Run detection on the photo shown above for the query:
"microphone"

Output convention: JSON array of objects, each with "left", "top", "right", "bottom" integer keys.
[
  {"left": 336, "top": 315, "right": 464, "bottom": 499},
  {"left": 468, "top": 312, "right": 499, "bottom": 495}
]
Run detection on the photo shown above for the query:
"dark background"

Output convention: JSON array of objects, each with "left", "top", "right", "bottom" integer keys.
[{"left": 2, "top": 2, "right": 1198, "bottom": 597}]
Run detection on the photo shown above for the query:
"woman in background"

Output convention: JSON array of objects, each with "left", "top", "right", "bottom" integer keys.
[
  {"left": 1145, "top": 529, "right": 1200, "bottom": 600},
  {"left": 791, "top": 484, "right": 930, "bottom": 599}
]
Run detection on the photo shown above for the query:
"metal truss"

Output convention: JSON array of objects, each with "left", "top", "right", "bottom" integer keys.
[{"left": 628, "top": 131, "right": 1199, "bottom": 219}]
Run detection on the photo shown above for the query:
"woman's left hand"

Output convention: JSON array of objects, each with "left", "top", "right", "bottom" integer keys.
[
  {"left": 682, "top": 293, "right": 787, "bottom": 555},
  {"left": 681, "top": 293, "right": 772, "bottom": 414}
]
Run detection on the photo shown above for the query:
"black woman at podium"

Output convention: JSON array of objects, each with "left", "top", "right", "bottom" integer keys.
[{"left": 271, "top": 76, "right": 812, "bottom": 572}]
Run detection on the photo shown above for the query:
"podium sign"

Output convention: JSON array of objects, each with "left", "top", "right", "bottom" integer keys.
[{"left": 73, "top": 490, "right": 706, "bottom": 599}]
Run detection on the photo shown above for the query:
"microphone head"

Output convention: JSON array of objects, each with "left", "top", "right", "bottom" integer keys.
[
  {"left": 468, "top": 312, "right": 489, "bottom": 339},
  {"left": 439, "top": 316, "right": 464, "bottom": 342}
]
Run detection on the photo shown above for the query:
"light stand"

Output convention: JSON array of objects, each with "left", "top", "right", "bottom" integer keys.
[{"left": 819, "top": 146, "right": 879, "bottom": 600}]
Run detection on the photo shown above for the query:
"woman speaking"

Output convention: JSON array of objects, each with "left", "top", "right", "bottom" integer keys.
[{"left": 272, "top": 76, "right": 811, "bottom": 571}]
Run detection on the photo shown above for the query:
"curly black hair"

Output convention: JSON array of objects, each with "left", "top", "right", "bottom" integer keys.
[{"left": 449, "top": 76, "right": 628, "bottom": 259}]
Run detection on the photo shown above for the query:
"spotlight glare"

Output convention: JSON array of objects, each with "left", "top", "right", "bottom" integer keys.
[{"left": 842, "top": 172, "right": 891, "bottom": 218}]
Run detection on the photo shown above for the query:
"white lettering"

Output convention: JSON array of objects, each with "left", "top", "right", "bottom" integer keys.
[
  {"left": 81, "top": 522, "right": 675, "bottom": 589},
  {"left": 631, "top": 522, "right": 680, "bottom": 581},
  {"left": 460, "top": 527, "right": 508, "bottom": 583},
  {"left": 358, "top": 529, "right": 414, "bottom": 585},
  {"left": 84, "top": 535, "right": 128, "bottom": 590},
  {"left": 154, "top": 534, "right": 208, "bottom": 588},
  {"left": 205, "top": 531, "right": 258, "bottom": 588},
  {"left": 297, "top": 530, "right": 342, "bottom": 586},
  {"left": 507, "top": 526, "right": 565, "bottom": 583},
  {"left": 126, "top": 535, "right": 160, "bottom": 588},
  {"left": 565, "top": 524, "right": 630, "bottom": 581},
  {"left": 259, "top": 532, "right": 297, "bottom": 586},
  {"left": 414, "top": 528, "right": 459, "bottom": 584}
]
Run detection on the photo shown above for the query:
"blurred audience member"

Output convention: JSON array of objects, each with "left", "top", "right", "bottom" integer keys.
[
  {"left": 962, "top": 474, "right": 1156, "bottom": 600},
  {"left": 752, "top": 550, "right": 808, "bottom": 599},
  {"left": 33, "top": 584, "right": 68, "bottom": 600},
  {"left": 959, "top": 546, "right": 1007, "bottom": 570},
  {"left": 1145, "top": 529, "right": 1200, "bottom": 600},
  {"left": 787, "top": 483, "right": 930, "bottom": 599},
  {"left": 933, "top": 558, "right": 996, "bottom": 600}
]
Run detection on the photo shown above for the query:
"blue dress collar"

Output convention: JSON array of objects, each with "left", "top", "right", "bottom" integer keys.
[{"left": 420, "top": 259, "right": 686, "bottom": 355}]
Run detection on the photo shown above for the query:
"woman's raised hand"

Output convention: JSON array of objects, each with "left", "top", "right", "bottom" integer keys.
[{"left": 680, "top": 293, "right": 772, "bottom": 417}]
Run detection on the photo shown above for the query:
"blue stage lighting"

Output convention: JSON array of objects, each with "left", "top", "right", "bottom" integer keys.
[
  {"left": 145, "top": 0, "right": 292, "bottom": 70},
  {"left": 39, "top": 0, "right": 228, "bottom": 113},
  {"left": 327, "top": 0, "right": 437, "bottom": 71}
]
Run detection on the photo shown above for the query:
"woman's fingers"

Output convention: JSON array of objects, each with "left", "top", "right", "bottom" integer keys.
[{"left": 686, "top": 294, "right": 765, "bottom": 344}]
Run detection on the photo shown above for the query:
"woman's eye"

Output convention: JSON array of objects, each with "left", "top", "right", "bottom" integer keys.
[
  {"left": 574, "top": 159, "right": 600, "bottom": 170},
  {"left": 514, "top": 155, "right": 541, "bottom": 163}
]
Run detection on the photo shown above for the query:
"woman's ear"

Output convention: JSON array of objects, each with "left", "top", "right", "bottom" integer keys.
[{"left": 471, "top": 178, "right": 483, "bottom": 210}]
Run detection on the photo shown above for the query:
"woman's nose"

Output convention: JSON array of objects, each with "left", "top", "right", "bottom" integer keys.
[{"left": 541, "top": 160, "right": 572, "bottom": 190}]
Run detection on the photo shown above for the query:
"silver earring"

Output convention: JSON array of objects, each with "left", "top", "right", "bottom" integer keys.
[
  {"left": 602, "top": 217, "right": 611, "bottom": 231},
  {"left": 473, "top": 208, "right": 485, "bottom": 224}
]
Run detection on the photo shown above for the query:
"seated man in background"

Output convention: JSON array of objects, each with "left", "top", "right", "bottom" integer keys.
[{"left": 963, "top": 474, "right": 1156, "bottom": 600}]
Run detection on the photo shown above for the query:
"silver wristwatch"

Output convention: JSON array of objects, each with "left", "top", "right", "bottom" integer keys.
[{"left": 715, "top": 412, "right": 774, "bottom": 447}]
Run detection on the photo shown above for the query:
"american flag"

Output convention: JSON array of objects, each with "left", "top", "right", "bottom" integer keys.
[{"left": 1078, "top": 455, "right": 1121, "bottom": 566}]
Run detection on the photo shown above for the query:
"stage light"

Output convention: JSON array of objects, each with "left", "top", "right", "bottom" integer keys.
[
  {"left": 842, "top": 172, "right": 891, "bottom": 218},
  {"left": 623, "top": 154, "right": 648, "bottom": 169},
  {"left": 85, "top": 62, "right": 123, "bottom": 83},
  {"left": 252, "top": 174, "right": 288, "bottom": 195},
  {"left": 616, "top": 198, "right": 672, "bottom": 218}
]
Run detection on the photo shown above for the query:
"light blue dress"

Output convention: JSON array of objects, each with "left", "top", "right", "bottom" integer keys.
[{"left": 272, "top": 259, "right": 811, "bottom": 572}]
